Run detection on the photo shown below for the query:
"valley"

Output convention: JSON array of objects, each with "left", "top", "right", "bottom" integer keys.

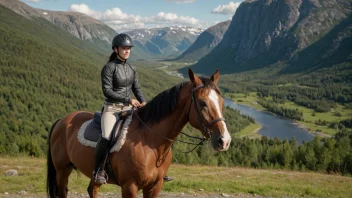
[
  {"left": 0, "top": 0, "right": 351, "bottom": 188},
  {"left": 226, "top": 91, "right": 351, "bottom": 137},
  {"left": 154, "top": 60, "right": 351, "bottom": 138}
]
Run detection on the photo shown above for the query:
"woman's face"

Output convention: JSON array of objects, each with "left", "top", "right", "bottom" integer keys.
[{"left": 115, "top": 46, "right": 131, "bottom": 60}]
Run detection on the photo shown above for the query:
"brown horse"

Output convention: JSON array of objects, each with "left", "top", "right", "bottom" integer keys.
[{"left": 46, "top": 69, "right": 231, "bottom": 198}]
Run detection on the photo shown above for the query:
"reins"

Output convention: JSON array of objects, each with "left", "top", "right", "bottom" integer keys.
[
  {"left": 133, "top": 108, "right": 174, "bottom": 142},
  {"left": 133, "top": 83, "right": 225, "bottom": 153},
  {"left": 133, "top": 108, "right": 206, "bottom": 153}
]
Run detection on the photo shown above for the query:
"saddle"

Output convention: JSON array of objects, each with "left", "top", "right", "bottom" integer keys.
[
  {"left": 79, "top": 109, "right": 133, "bottom": 148},
  {"left": 77, "top": 109, "right": 132, "bottom": 184}
]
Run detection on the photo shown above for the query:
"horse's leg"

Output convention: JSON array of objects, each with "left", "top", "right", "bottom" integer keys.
[
  {"left": 121, "top": 182, "right": 138, "bottom": 198},
  {"left": 142, "top": 180, "right": 163, "bottom": 198},
  {"left": 87, "top": 180, "right": 102, "bottom": 198},
  {"left": 52, "top": 141, "right": 74, "bottom": 197},
  {"left": 56, "top": 166, "right": 73, "bottom": 198}
]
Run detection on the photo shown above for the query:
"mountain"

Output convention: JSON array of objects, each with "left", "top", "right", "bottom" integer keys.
[
  {"left": 0, "top": 3, "right": 105, "bottom": 155},
  {"left": 40, "top": 11, "right": 116, "bottom": 52},
  {"left": 0, "top": 4, "right": 183, "bottom": 155},
  {"left": 0, "top": 0, "right": 157, "bottom": 60},
  {"left": 0, "top": 0, "right": 117, "bottom": 53},
  {"left": 176, "top": 20, "right": 231, "bottom": 62},
  {"left": 124, "top": 26, "right": 204, "bottom": 59},
  {"left": 185, "top": 0, "right": 352, "bottom": 75},
  {"left": 0, "top": 0, "right": 202, "bottom": 60},
  {"left": 0, "top": 4, "right": 247, "bottom": 156}
]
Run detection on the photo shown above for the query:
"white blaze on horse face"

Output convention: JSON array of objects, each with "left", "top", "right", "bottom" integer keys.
[{"left": 209, "top": 90, "right": 231, "bottom": 150}]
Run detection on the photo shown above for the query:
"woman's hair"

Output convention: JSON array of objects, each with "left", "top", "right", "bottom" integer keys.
[{"left": 108, "top": 51, "right": 117, "bottom": 63}]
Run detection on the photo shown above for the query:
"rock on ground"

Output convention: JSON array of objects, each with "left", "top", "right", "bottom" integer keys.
[{"left": 4, "top": 169, "right": 18, "bottom": 176}]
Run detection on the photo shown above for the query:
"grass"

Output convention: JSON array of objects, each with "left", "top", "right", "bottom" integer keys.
[
  {"left": 277, "top": 83, "right": 313, "bottom": 89},
  {"left": 152, "top": 60, "right": 191, "bottom": 79},
  {"left": 282, "top": 102, "right": 351, "bottom": 123},
  {"left": 279, "top": 101, "right": 351, "bottom": 136},
  {"left": 0, "top": 156, "right": 119, "bottom": 196},
  {"left": 277, "top": 83, "right": 293, "bottom": 87},
  {"left": 235, "top": 123, "right": 262, "bottom": 138},
  {"left": 1, "top": 156, "right": 352, "bottom": 197},
  {"left": 225, "top": 92, "right": 266, "bottom": 111},
  {"left": 224, "top": 92, "right": 352, "bottom": 137},
  {"left": 166, "top": 166, "right": 352, "bottom": 197}
]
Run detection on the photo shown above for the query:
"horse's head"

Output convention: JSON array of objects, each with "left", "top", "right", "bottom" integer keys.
[{"left": 187, "top": 69, "right": 231, "bottom": 151}]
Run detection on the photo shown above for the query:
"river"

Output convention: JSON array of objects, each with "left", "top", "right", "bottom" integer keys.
[{"left": 224, "top": 98, "right": 315, "bottom": 144}]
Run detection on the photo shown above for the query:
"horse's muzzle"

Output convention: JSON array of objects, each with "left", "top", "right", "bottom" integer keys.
[{"left": 215, "top": 136, "right": 231, "bottom": 151}]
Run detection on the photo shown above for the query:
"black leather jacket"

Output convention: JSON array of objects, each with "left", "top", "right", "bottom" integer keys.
[{"left": 101, "top": 59, "right": 146, "bottom": 105}]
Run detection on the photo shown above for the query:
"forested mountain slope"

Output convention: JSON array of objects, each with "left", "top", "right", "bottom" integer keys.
[{"left": 0, "top": 5, "right": 250, "bottom": 156}]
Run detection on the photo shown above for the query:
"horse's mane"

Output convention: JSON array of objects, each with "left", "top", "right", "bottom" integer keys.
[{"left": 137, "top": 77, "right": 220, "bottom": 126}]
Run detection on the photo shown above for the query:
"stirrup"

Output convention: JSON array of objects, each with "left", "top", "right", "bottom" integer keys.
[
  {"left": 163, "top": 175, "right": 174, "bottom": 182},
  {"left": 94, "top": 171, "right": 108, "bottom": 184}
]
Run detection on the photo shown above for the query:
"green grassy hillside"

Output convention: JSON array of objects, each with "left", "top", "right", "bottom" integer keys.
[
  {"left": 0, "top": 5, "right": 252, "bottom": 157},
  {"left": 0, "top": 4, "right": 106, "bottom": 155},
  {"left": 0, "top": 156, "right": 351, "bottom": 197},
  {"left": 2, "top": 3, "right": 351, "bottom": 177},
  {"left": 219, "top": 62, "right": 352, "bottom": 136}
]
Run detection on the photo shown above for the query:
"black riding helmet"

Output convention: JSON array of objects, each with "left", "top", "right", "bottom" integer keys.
[{"left": 112, "top": 33, "right": 133, "bottom": 49}]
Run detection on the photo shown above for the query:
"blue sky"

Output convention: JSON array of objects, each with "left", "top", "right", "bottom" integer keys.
[{"left": 21, "top": 0, "right": 244, "bottom": 32}]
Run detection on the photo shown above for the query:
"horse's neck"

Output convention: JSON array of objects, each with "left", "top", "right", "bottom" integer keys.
[
  {"left": 159, "top": 83, "right": 192, "bottom": 140},
  {"left": 157, "top": 108, "right": 189, "bottom": 140},
  {"left": 146, "top": 83, "right": 192, "bottom": 151}
]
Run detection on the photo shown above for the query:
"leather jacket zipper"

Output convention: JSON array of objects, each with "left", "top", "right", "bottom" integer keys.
[{"left": 124, "top": 64, "right": 128, "bottom": 104}]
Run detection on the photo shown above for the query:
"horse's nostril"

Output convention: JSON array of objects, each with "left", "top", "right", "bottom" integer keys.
[{"left": 217, "top": 137, "right": 224, "bottom": 145}]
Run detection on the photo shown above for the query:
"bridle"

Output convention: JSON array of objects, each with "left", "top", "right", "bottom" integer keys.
[
  {"left": 133, "top": 82, "right": 226, "bottom": 153},
  {"left": 186, "top": 83, "right": 226, "bottom": 140}
]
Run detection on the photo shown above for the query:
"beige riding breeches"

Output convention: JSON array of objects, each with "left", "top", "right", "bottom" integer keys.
[{"left": 101, "top": 102, "right": 132, "bottom": 140}]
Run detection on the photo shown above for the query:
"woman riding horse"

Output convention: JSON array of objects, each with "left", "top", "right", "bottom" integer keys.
[
  {"left": 94, "top": 33, "right": 146, "bottom": 184},
  {"left": 46, "top": 68, "right": 232, "bottom": 198}
]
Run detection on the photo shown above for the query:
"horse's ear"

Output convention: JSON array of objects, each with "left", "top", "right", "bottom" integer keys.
[
  {"left": 188, "top": 68, "right": 202, "bottom": 87},
  {"left": 210, "top": 70, "right": 220, "bottom": 85}
]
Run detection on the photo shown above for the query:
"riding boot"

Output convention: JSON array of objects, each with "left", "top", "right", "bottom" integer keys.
[{"left": 93, "top": 136, "right": 110, "bottom": 184}]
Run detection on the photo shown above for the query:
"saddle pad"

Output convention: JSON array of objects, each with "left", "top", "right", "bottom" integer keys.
[
  {"left": 83, "top": 120, "right": 101, "bottom": 141},
  {"left": 77, "top": 115, "right": 132, "bottom": 153}
]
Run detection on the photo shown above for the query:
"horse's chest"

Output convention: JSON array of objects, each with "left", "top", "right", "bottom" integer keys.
[
  {"left": 116, "top": 147, "right": 167, "bottom": 181},
  {"left": 132, "top": 158, "right": 162, "bottom": 178}
]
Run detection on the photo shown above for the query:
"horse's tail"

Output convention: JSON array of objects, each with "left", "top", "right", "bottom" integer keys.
[{"left": 46, "top": 119, "right": 60, "bottom": 198}]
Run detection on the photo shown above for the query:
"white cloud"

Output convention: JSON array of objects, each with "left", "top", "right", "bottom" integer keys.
[
  {"left": 68, "top": 4, "right": 202, "bottom": 32},
  {"left": 212, "top": 1, "right": 242, "bottom": 15},
  {"left": 69, "top": 4, "right": 103, "bottom": 19},
  {"left": 101, "top": 8, "right": 142, "bottom": 24},
  {"left": 164, "top": 0, "right": 196, "bottom": 3},
  {"left": 151, "top": 12, "right": 199, "bottom": 25}
]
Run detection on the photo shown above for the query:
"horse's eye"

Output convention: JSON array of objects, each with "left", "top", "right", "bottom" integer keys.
[{"left": 199, "top": 101, "right": 207, "bottom": 107}]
